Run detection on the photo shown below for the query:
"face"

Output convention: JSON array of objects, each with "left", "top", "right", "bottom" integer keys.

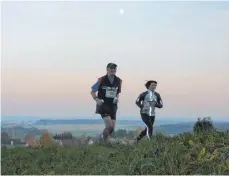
[
  {"left": 107, "top": 68, "right": 117, "bottom": 76},
  {"left": 148, "top": 82, "right": 157, "bottom": 91}
]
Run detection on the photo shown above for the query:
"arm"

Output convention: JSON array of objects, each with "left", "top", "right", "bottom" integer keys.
[
  {"left": 155, "top": 93, "right": 163, "bottom": 108},
  {"left": 113, "top": 79, "right": 122, "bottom": 104},
  {"left": 90, "top": 81, "right": 99, "bottom": 100},
  {"left": 90, "top": 91, "right": 97, "bottom": 101},
  {"left": 117, "top": 79, "right": 122, "bottom": 94},
  {"left": 135, "top": 93, "right": 143, "bottom": 109},
  {"left": 90, "top": 77, "right": 103, "bottom": 100}
]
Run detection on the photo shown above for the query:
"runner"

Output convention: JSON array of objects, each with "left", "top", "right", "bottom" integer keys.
[
  {"left": 90, "top": 63, "right": 122, "bottom": 143},
  {"left": 135, "top": 80, "right": 163, "bottom": 143}
]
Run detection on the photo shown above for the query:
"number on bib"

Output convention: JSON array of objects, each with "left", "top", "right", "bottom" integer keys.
[{"left": 105, "top": 88, "right": 117, "bottom": 98}]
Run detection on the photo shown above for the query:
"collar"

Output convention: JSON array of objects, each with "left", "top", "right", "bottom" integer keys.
[{"left": 147, "top": 89, "right": 155, "bottom": 93}]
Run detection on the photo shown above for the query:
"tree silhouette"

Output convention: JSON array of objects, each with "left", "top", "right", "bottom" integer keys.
[
  {"left": 53, "top": 132, "right": 73, "bottom": 140},
  {"left": 39, "top": 131, "right": 54, "bottom": 147},
  {"left": 1, "top": 132, "right": 11, "bottom": 144},
  {"left": 193, "top": 117, "right": 215, "bottom": 134},
  {"left": 24, "top": 133, "right": 38, "bottom": 147}
]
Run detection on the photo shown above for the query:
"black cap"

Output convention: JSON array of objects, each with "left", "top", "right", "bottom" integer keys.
[{"left": 106, "top": 63, "right": 117, "bottom": 69}]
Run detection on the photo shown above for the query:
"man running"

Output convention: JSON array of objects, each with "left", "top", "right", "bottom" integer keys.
[
  {"left": 90, "top": 63, "right": 122, "bottom": 143},
  {"left": 135, "top": 80, "right": 163, "bottom": 143}
]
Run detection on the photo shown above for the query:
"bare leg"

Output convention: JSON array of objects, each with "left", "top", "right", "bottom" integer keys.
[
  {"left": 102, "top": 116, "right": 113, "bottom": 143},
  {"left": 110, "top": 119, "right": 116, "bottom": 135}
]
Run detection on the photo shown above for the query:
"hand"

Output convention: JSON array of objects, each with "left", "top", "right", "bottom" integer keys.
[
  {"left": 95, "top": 98, "right": 104, "bottom": 106},
  {"left": 151, "top": 101, "right": 157, "bottom": 106},
  {"left": 113, "top": 97, "right": 119, "bottom": 104}
]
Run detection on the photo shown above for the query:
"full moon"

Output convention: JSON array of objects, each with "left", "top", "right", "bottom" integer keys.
[{"left": 119, "top": 8, "right": 124, "bottom": 15}]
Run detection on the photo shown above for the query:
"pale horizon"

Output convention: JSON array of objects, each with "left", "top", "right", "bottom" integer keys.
[{"left": 1, "top": 1, "right": 229, "bottom": 121}]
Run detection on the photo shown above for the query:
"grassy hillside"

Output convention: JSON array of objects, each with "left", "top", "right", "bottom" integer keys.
[{"left": 1, "top": 131, "right": 229, "bottom": 175}]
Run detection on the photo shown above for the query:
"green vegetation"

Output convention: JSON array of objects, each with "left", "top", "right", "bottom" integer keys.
[
  {"left": 1, "top": 117, "right": 229, "bottom": 175},
  {"left": 193, "top": 117, "right": 215, "bottom": 134}
]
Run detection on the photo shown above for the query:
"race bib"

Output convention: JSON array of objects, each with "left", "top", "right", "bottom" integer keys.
[{"left": 105, "top": 87, "right": 117, "bottom": 98}]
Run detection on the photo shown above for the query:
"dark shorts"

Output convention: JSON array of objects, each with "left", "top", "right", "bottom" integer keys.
[{"left": 96, "top": 103, "right": 117, "bottom": 120}]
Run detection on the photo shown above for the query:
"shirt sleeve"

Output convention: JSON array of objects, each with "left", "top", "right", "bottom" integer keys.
[
  {"left": 155, "top": 93, "right": 163, "bottom": 108},
  {"left": 91, "top": 77, "right": 103, "bottom": 92},
  {"left": 135, "top": 93, "right": 144, "bottom": 108}
]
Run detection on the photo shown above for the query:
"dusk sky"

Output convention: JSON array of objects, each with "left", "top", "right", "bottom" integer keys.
[{"left": 2, "top": 1, "right": 229, "bottom": 121}]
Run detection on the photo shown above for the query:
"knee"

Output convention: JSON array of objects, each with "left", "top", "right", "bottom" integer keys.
[
  {"left": 148, "top": 127, "right": 153, "bottom": 133},
  {"left": 146, "top": 124, "right": 153, "bottom": 130},
  {"left": 146, "top": 126, "right": 153, "bottom": 133},
  {"left": 105, "top": 124, "right": 112, "bottom": 130},
  {"left": 109, "top": 127, "right": 114, "bottom": 134},
  {"left": 107, "top": 125, "right": 114, "bottom": 134},
  {"left": 149, "top": 125, "right": 153, "bottom": 130},
  {"left": 106, "top": 125, "right": 114, "bottom": 134}
]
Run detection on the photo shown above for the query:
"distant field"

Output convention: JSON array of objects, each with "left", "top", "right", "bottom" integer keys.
[{"left": 35, "top": 124, "right": 142, "bottom": 137}]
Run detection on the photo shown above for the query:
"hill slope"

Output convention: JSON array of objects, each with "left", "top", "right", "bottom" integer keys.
[{"left": 1, "top": 131, "right": 229, "bottom": 175}]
